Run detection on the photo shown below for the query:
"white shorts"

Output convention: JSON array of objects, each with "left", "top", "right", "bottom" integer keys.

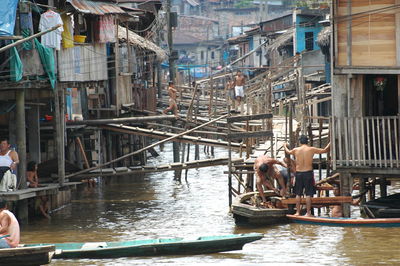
[{"left": 235, "top": 86, "right": 244, "bottom": 97}]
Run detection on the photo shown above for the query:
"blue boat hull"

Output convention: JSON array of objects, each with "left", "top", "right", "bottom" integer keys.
[{"left": 26, "top": 233, "right": 263, "bottom": 259}]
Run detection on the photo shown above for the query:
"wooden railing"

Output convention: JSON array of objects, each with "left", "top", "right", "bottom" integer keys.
[{"left": 332, "top": 116, "right": 400, "bottom": 168}]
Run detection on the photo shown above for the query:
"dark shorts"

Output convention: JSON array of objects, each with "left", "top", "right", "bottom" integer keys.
[
  {"left": 278, "top": 168, "right": 289, "bottom": 189},
  {"left": 294, "top": 171, "right": 315, "bottom": 196}
]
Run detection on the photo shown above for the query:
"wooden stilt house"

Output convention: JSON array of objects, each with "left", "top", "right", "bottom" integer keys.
[{"left": 331, "top": 0, "right": 400, "bottom": 216}]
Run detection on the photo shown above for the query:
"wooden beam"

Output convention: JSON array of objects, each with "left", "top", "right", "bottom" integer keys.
[
  {"left": 227, "top": 131, "right": 273, "bottom": 140},
  {"left": 65, "top": 114, "right": 229, "bottom": 179},
  {"left": 67, "top": 115, "right": 177, "bottom": 125},
  {"left": 281, "top": 196, "right": 352, "bottom": 206},
  {"left": 227, "top": 113, "right": 273, "bottom": 123},
  {"left": 101, "top": 124, "right": 244, "bottom": 148}
]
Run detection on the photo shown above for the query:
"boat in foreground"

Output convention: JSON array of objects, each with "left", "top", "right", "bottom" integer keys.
[
  {"left": 362, "top": 193, "right": 400, "bottom": 218},
  {"left": 232, "top": 191, "right": 292, "bottom": 225},
  {"left": 287, "top": 214, "right": 400, "bottom": 227},
  {"left": 26, "top": 233, "right": 263, "bottom": 259},
  {"left": 0, "top": 245, "right": 54, "bottom": 266}
]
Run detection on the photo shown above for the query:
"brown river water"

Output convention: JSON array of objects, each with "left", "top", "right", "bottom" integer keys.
[{"left": 22, "top": 145, "right": 400, "bottom": 265}]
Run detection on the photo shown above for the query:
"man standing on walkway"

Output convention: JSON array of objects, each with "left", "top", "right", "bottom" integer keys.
[
  {"left": 233, "top": 70, "right": 245, "bottom": 113},
  {"left": 0, "top": 199, "right": 20, "bottom": 248},
  {"left": 284, "top": 135, "right": 330, "bottom": 216},
  {"left": 163, "top": 81, "right": 179, "bottom": 117}
]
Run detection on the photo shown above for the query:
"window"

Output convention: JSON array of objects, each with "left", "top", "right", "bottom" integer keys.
[
  {"left": 201, "top": 50, "right": 204, "bottom": 60},
  {"left": 211, "top": 51, "right": 215, "bottom": 60},
  {"left": 305, "top": 32, "right": 314, "bottom": 51}
]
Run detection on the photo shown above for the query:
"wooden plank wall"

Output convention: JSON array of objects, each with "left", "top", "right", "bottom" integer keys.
[
  {"left": 336, "top": 0, "right": 397, "bottom": 67},
  {"left": 58, "top": 44, "right": 108, "bottom": 82}
]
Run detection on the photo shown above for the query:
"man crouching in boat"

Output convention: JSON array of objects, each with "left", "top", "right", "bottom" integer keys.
[
  {"left": 0, "top": 199, "right": 20, "bottom": 248},
  {"left": 254, "top": 155, "right": 288, "bottom": 207}
]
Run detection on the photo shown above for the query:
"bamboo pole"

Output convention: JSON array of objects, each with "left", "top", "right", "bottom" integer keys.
[
  {"left": 76, "top": 137, "right": 90, "bottom": 169},
  {"left": 0, "top": 25, "right": 62, "bottom": 53},
  {"left": 66, "top": 114, "right": 229, "bottom": 178}
]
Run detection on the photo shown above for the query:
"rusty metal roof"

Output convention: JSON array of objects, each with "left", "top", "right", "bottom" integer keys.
[{"left": 67, "top": 0, "right": 126, "bottom": 15}]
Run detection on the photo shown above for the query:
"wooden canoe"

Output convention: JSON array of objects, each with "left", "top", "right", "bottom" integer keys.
[
  {"left": 0, "top": 245, "right": 54, "bottom": 266},
  {"left": 287, "top": 214, "right": 400, "bottom": 227},
  {"left": 232, "top": 191, "right": 293, "bottom": 225},
  {"left": 26, "top": 233, "right": 263, "bottom": 259}
]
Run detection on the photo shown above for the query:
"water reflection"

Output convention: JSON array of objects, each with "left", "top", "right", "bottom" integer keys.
[{"left": 21, "top": 144, "right": 400, "bottom": 265}]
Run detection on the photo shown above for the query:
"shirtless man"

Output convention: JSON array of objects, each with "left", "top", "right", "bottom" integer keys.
[
  {"left": 254, "top": 155, "right": 288, "bottom": 205},
  {"left": 284, "top": 135, "right": 330, "bottom": 217},
  {"left": 0, "top": 199, "right": 20, "bottom": 248},
  {"left": 163, "top": 81, "right": 178, "bottom": 117},
  {"left": 233, "top": 70, "right": 245, "bottom": 110}
]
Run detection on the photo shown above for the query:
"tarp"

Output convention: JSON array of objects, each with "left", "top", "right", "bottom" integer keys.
[
  {"left": 10, "top": 45, "right": 23, "bottom": 81},
  {"left": 34, "top": 39, "right": 56, "bottom": 89},
  {"left": 0, "top": 0, "right": 19, "bottom": 36}
]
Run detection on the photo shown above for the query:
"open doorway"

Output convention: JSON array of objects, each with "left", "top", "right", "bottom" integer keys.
[{"left": 364, "top": 75, "right": 398, "bottom": 116}]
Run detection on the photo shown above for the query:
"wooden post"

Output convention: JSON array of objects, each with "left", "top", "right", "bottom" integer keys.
[
  {"left": 380, "top": 178, "right": 387, "bottom": 198},
  {"left": 227, "top": 105, "right": 233, "bottom": 207},
  {"left": 16, "top": 89, "right": 27, "bottom": 191},
  {"left": 27, "top": 105, "right": 41, "bottom": 164},
  {"left": 340, "top": 171, "right": 351, "bottom": 217},
  {"left": 54, "top": 86, "right": 65, "bottom": 186}
]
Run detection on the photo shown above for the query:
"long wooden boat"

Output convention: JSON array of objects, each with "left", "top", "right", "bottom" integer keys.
[
  {"left": 362, "top": 193, "right": 400, "bottom": 218},
  {"left": 287, "top": 214, "right": 400, "bottom": 227},
  {"left": 0, "top": 245, "right": 54, "bottom": 266},
  {"left": 232, "top": 191, "right": 293, "bottom": 225},
  {"left": 26, "top": 233, "right": 263, "bottom": 259}
]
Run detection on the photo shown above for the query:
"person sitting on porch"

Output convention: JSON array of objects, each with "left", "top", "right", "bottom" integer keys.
[
  {"left": 26, "top": 161, "right": 39, "bottom": 188},
  {"left": 0, "top": 199, "right": 20, "bottom": 248},
  {"left": 0, "top": 139, "right": 18, "bottom": 192},
  {"left": 26, "top": 161, "right": 50, "bottom": 219}
]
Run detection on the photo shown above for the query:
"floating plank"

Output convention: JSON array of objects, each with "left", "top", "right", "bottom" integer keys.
[
  {"left": 227, "top": 131, "right": 273, "bottom": 140},
  {"left": 281, "top": 196, "right": 353, "bottom": 206},
  {"left": 227, "top": 113, "right": 273, "bottom": 123}
]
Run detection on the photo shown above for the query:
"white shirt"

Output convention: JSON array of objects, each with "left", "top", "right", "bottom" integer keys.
[
  {"left": 0, "top": 150, "right": 12, "bottom": 167},
  {"left": 39, "top": 10, "right": 64, "bottom": 50}
]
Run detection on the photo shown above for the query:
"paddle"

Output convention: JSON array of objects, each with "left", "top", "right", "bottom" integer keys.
[{"left": 0, "top": 235, "right": 10, "bottom": 239}]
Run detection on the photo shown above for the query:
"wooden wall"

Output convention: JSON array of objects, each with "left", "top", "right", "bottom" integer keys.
[
  {"left": 336, "top": 0, "right": 397, "bottom": 67},
  {"left": 58, "top": 44, "right": 108, "bottom": 82}
]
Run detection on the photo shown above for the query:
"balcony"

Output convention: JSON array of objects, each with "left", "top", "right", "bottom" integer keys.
[{"left": 332, "top": 116, "right": 400, "bottom": 169}]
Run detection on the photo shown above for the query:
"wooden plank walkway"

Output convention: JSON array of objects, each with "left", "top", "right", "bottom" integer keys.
[
  {"left": 78, "top": 157, "right": 244, "bottom": 178},
  {"left": 100, "top": 124, "right": 246, "bottom": 149},
  {"left": 0, "top": 182, "right": 81, "bottom": 201}
]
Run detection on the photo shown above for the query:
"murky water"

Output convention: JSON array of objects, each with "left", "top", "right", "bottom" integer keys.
[{"left": 22, "top": 144, "right": 400, "bottom": 265}]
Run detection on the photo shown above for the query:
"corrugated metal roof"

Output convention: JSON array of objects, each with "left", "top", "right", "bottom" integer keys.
[{"left": 67, "top": 0, "right": 126, "bottom": 15}]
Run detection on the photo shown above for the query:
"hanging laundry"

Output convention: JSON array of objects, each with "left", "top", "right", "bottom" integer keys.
[
  {"left": 39, "top": 10, "right": 64, "bottom": 50},
  {"left": 95, "top": 15, "right": 116, "bottom": 43},
  {"left": 61, "top": 14, "right": 74, "bottom": 49}
]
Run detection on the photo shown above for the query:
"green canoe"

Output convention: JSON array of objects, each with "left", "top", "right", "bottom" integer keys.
[{"left": 26, "top": 233, "right": 263, "bottom": 259}]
